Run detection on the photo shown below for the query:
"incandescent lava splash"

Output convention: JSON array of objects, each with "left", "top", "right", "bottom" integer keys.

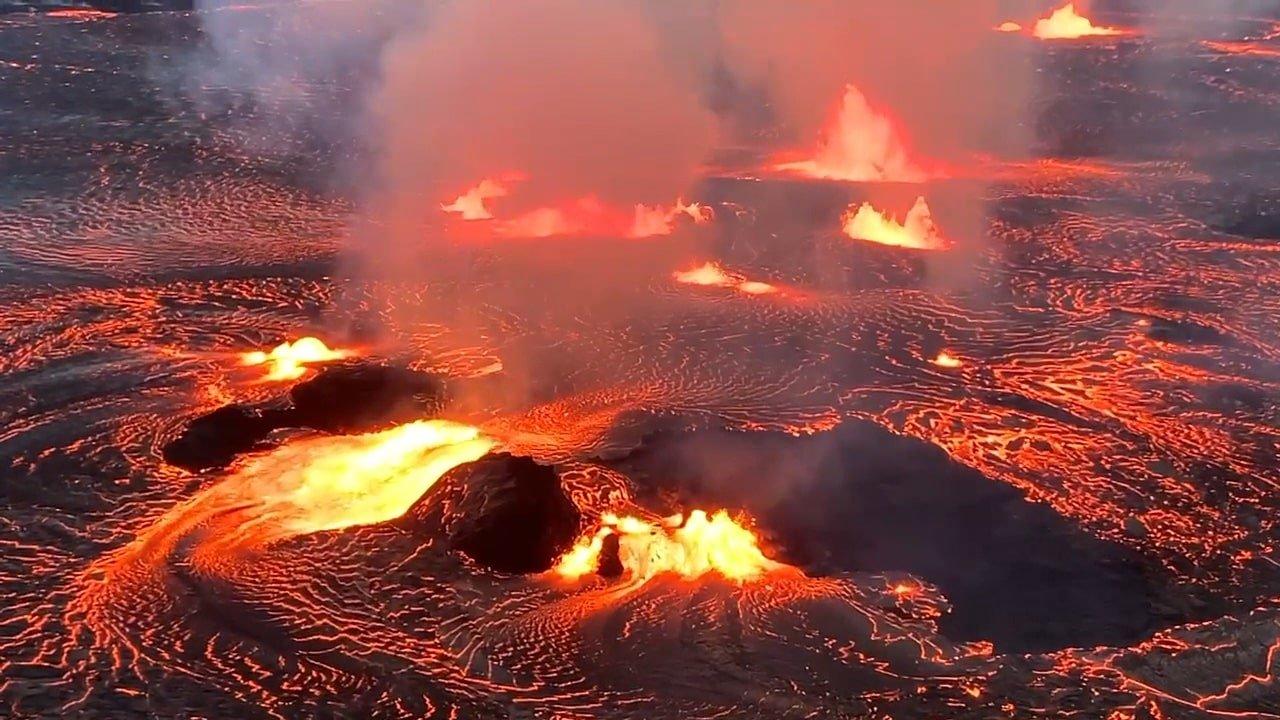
[
  {"left": 774, "top": 85, "right": 928, "bottom": 182},
  {"left": 672, "top": 261, "right": 779, "bottom": 296},
  {"left": 841, "top": 196, "right": 950, "bottom": 250},
  {"left": 441, "top": 178, "right": 511, "bottom": 220},
  {"left": 555, "top": 509, "right": 786, "bottom": 584},
  {"left": 241, "top": 336, "right": 352, "bottom": 381},
  {"left": 1031, "top": 3, "right": 1125, "bottom": 40},
  {"left": 440, "top": 174, "right": 712, "bottom": 239}
]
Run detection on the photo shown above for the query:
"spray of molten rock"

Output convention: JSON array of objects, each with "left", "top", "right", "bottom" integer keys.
[
  {"left": 241, "top": 336, "right": 353, "bottom": 381},
  {"left": 775, "top": 85, "right": 928, "bottom": 183},
  {"left": 842, "top": 196, "right": 951, "bottom": 250},
  {"left": 554, "top": 510, "right": 788, "bottom": 584},
  {"left": 442, "top": 175, "right": 713, "bottom": 239},
  {"left": 1029, "top": 3, "right": 1125, "bottom": 39}
]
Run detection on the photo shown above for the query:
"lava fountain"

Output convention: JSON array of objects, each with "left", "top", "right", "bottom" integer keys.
[
  {"left": 841, "top": 196, "right": 950, "bottom": 250},
  {"left": 241, "top": 336, "right": 352, "bottom": 381},
  {"left": 775, "top": 85, "right": 928, "bottom": 182},
  {"left": 555, "top": 509, "right": 786, "bottom": 584},
  {"left": 1031, "top": 3, "right": 1124, "bottom": 40},
  {"left": 442, "top": 178, "right": 511, "bottom": 220}
]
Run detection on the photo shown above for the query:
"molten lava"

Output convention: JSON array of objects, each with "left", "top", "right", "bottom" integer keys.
[
  {"left": 554, "top": 509, "right": 784, "bottom": 584},
  {"left": 489, "top": 196, "right": 711, "bottom": 239},
  {"left": 216, "top": 420, "right": 493, "bottom": 546},
  {"left": 997, "top": 21, "right": 1023, "bottom": 33},
  {"left": 1032, "top": 3, "right": 1123, "bottom": 40},
  {"left": 932, "top": 351, "right": 964, "bottom": 368},
  {"left": 46, "top": 9, "right": 118, "bottom": 19},
  {"left": 673, "top": 261, "right": 778, "bottom": 296},
  {"left": 841, "top": 196, "right": 950, "bottom": 250},
  {"left": 441, "top": 178, "right": 510, "bottom": 220},
  {"left": 241, "top": 336, "right": 352, "bottom": 381},
  {"left": 775, "top": 85, "right": 927, "bottom": 183}
]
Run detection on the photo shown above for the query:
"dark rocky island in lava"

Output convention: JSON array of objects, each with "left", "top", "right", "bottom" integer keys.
[{"left": 2, "top": 2, "right": 1280, "bottom": 719}]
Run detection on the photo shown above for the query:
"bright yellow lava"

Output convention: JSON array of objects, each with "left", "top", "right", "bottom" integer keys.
[
  {"left": 842, "top": 196, "right": 949, "bottom": 251},
  {"left": 221, "top": 420, "right": 494, "bottom": 545},
  {"left": 241, "top": 336, "right": 351, "bottom": 381},
  {"left": 673, "top": 261, "right": 778, "bottom": 296},
  {"left": 555, "top": 509, "right": 783, "bottom": 584},
  {"left": 932, "top": 351, "right": 964, "bottom": 368},
  {"left": 1032, "top": 3, "right": 1123, "bottom": 40}
]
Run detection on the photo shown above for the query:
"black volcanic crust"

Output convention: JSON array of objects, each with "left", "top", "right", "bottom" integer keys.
[
  {"left": 449, "top": 454, "right": 582, "bottom": 575},
  {"left": 288, "top": 363, "right": 446, "bottom": 433},
  {"left": 2, "top": 2, "right": 195, "bottom": 13},
  {"left": 161, "top": 404, "right": 273, "bottom": 471},
  {"left": 606, "top": 418, "right": 1220, "bottom": 654},
  {"left": 162, "top": 363, "right": 447, "bottom": 472}
]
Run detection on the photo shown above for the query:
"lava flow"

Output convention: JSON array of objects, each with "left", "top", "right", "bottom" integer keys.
[
  {"left": 133, "top": 420, "right": 493, "bottom": 556},
  {"left": 774, "top": 85, "right": 928, "bottom": 182},
  {"left": 241, "top": 336, "right": 352, "bottom": 381},
  {"left": 555, "top": 509, "right": 786, "bottom": 584},
  {"left": 1031, "top": 3, "right": 1125, "bottom": 40},
  {"left": 672, "top": 261, "right": 778, "bottom": 295},
  {"left": 841, "top": 196, "right": 950, "bottom": 250}
]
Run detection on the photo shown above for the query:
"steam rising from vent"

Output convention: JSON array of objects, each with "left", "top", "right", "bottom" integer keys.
[{"left": 369, "top": 0, "right": 715, "bottom": 251}]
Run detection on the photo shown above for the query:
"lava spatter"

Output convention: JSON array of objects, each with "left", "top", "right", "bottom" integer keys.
[
  {"left": 241, "top": 336, "right": 353, "bottom": 381},
  {"left": 554, "top": 509, "right": 787, "bottom": 584}
]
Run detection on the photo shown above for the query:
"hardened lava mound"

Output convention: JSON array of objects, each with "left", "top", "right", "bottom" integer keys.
[{"left": 3, "top": 5, "right": 1280, "bottom": 720}]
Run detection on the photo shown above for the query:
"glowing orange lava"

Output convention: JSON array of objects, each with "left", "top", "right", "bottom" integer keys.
[
  {"left": 997, "top": 21, "right": 1023, "bottom": 33},
  {"left": 555, "top": 509, "right": 785, "bottom": 583},
  {"left": 489, "top": 196, "right": 711, "bottom": 239},
  {"left": 841, "top": 196, "right": 950, "bottom": 250},
  {"left": 1032, "top": 3, "right": 1124, "bottom": 40},
  {"left": 229, "top": 420, "right": 493, "bottom": 541},
  {"left": 673, "top": 261, "right": 778, "bottom": 296},
  {"left": 775, "top": 85, "right": 927, "bottom": 182},
  {"left": 1203, "top": 40, "right": 1280, "bottom": 59},
  {"left": 441, "top": 178, "right": 510, "bottom": 220},
  {"left": 46, "top": 9, "right": 118, "bottom": 19},
  {"left": 241, "top": 336, "right": 352, "bottom": 381}
]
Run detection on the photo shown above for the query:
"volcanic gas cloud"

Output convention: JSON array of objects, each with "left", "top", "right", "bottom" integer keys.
[{"left": 775, "top": 85, "right": 928, "bottom": 182}]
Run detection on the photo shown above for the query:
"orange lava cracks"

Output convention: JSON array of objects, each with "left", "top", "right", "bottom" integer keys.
[
  {"left": 555, "top": 510, "right": 787, "bottom": 584},
  {"left": 1203, "top": 41, "right": 1280, "bottom": 59},
  {"left": 45, "top": 9, "right": 119, "bottom": 19},
  {"left": 842, "top": 196, "right": 950, "bottom": 250},
  {"left": 241, "top": 336, "right": 352, "bottom": 381},
  {"left": 672, "top": 261, "right": 779, "bottom": 296},
  {"left": 774, "top": 85, "right": 929, "bottom": 183},
  {"left": 1031, "top": 3, "right": 1126, "bottom": 40}
]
